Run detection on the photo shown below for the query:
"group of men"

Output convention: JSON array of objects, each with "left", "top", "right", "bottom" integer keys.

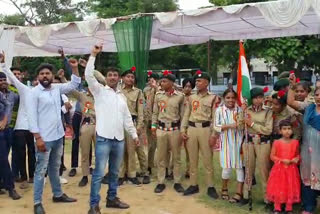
[{"left": 0, "top": 44, "right": 226, "bottom": 214}]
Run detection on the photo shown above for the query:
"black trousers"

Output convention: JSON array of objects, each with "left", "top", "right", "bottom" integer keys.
[
  {"left": 71, "top": 112, "right": 82, "bottom": 168},
  {"left": 12, "top": 130, "right": 35, "bottom": 181}
]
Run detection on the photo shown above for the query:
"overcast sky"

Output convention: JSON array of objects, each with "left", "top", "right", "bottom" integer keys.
[{"left": 0, "top": 0, "right": 213, "bottom": 16}]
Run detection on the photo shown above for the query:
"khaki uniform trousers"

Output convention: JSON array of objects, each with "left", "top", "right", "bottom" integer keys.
[
  {"left": 147, "top": 126, "right": 157, "bottom": 169},
  {"left": 80, "top": 124, "right": 96, "bottom": 176},
  {"left": 156, "top": 129, "right": 181, "bottom": 184},
  {"left": 187, "top": 127, "right": 214, "bottom": 187},
  {"left": 120, "top": 132, "right": 148, "bottom": 178},
  {"left": 242, "top": 143, "right": 271, "bottom": 201}
]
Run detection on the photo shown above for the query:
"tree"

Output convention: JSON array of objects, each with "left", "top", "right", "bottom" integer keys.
[{"left": 8, "top": 0, "right": 86, "bottom": 25}]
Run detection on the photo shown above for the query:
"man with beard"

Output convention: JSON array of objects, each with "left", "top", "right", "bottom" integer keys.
[
  {"left": 86, "top": 46, "right": 139, "bottom": 214},
  {"left": 28, "top": 59, "right": 81, "bottom": 214}
]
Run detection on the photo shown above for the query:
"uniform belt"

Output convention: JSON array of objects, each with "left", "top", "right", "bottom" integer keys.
[
  {"left": 248, "top": 134, "right": 270, "bottom": 144},
  {"left": 188, "top": 121, "right": 211, "bottom": 128},
  {"left": 158, "top": 120, "right": 180, "bottom": 131},
  {"left": 131, "top": 115, "right": 137, "bottom": 123},
  {"left": 82, "top": 117, "right": 95, "bottom": 125}
]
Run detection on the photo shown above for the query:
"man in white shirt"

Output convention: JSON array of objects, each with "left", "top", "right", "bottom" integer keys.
[
  {"left": 28, "top": 59, "right": 81, "bottom": 214},
  {"left": 86, "top": 46, "right": 139, "bottom": 214}
]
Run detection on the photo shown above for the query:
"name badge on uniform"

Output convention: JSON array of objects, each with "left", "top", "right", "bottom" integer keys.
[
  {"left": 159, "top": 100, "right": 167, "bottom": 112},
  {"left": 83, "top": 101, "right": 93, "bottom": 114},
  {"left": 192, "top": 100, "right": 200, "bottom": 112}
]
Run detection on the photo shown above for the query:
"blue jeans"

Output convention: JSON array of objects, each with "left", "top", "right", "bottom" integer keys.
[
  {"left": 302, "top": 184, "right": 320, "bottom": 212},
  {"left": 34, "top": 138, "right": 64, "bottom": 204},
  {"left": 90, "top": 136, "right": 124, "bottom": 207},
  {"left": 0, "top": 129, "right": 15, "bottom": 191}
]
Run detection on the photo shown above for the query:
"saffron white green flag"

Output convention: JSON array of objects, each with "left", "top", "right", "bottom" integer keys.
[{"left": 237, "top": 41, "right": 252, "bottom": 106}]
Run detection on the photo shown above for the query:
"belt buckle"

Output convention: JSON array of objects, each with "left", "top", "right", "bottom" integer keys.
[
  {"left": 165, "top": 122, "right": 171, "bottom": 128},
  {"left": 194, "top": 122, "right": 201, "bottom": 128}
]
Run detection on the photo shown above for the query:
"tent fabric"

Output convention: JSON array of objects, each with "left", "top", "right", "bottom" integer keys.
[{"left": 1, "top": 0, "right": 320, "bottom": 57}]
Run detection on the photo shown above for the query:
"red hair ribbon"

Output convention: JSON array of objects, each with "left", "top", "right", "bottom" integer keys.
[
  {"left": 296, "top": 78, "right": 300, "bottom": 83},
  {"left": 290, "top": 70, "right": 295, "bottom": 74},
  {"left": 196, "top": 70, "right": 202, "bottom": 75},
  {"left": 131, "top": 66, "right": 136, "bottom": 72},
  {"left": 263, "top": 86, "right": 269, "bottom": 93},
  {"left": 147, "top": 71, "right": 152, "bottom": 77},
  {"left": 277, "top": 90, "right": 286, "bottom": 98}
]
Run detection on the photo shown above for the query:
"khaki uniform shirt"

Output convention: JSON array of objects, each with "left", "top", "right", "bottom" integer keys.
[
  {"left": 152, "top": 90, "right": 184, "bottom": 127},
  {"left": 143, "top": 86, "right": 157, "bottom": 123},
  {"left": 121, "top": 86, "right": 144, "bottom": 130},
  {"left": 181, "top": 91, "right": 218, "bottom": 134},
  {"left": 247, "top": 105, "right": 273, "bottom": 136},
  {"left": 68, "top": 91, "right": 96, "bottom": 125},
  {"left": 272, "top": 106, "right": 301, "bottom": 140}
]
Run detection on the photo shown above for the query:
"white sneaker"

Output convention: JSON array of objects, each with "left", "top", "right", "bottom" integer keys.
[{"left": 59, "top": 176, "right": 68, "bottom": 184}]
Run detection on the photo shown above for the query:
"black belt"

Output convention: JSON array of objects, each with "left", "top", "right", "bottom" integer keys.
[
  {"left": 82, "top": 117, "right": 95, "bottom": 125},
  {"left": 188, "top": 121, "right": 211, "bottom": 128},
  {"left": 158, "top": 121, "right": 180, "bottom": 129},
  {"left": 248, "top": 135, "right": 270, "bottom": 143},
  {"left": 132, "top": 115, "right": 137, "bottom": 123}
]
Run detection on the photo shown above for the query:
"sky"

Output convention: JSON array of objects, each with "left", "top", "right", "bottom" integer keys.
[{"left": 0, "top": 0, "right": 213, "bottom": 16}]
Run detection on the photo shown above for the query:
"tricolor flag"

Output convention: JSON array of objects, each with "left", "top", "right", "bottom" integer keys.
[{"left": 237, "top": 41, "right": 252, "bottom": 106}]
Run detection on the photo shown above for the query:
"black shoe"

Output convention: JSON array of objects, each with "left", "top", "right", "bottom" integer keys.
[
  {"left": 90, "top": 168, "right": 93, "bottom": 175},
  {"left": 148, "top": 167, "right": 152, "bottom": 175},
  {"left": 142, "top": 176, "right": 150, "bottom": 184},
  {"left": 14, "top": 177, "right": 23, "bottom": 183},
  {"left": 62, "top": 165, "right": 67, "bottom": 171},
  {"left": 34, "top": 203, "right": 46, "bottom": 214},
  {"left": 183, "top": 185, "right": 199, "bottom": 196},
  {"left": 136, "top": 172, "right": 142, "bottom": 178},
  {"left": 101, "top": 175, "right": 109, "bottom": 184},
  {"left": 78, "top": 176, "right": 88, "bottom": 187},
  {"left": 238, "top": 198, "right": 249, "bottom": 206},
  {"left": 9, "top": 189, "right": 21, "bottom": 200},
  {"left": 106, "top": 197, "right": 130, "bottom": 209},
  {"left": 88, "top": 205, "right": 101, "bottom": 214},
  {"left": 118, "top": 177, "right": 125, "bottom": 186},
  {"left": 185, "top": 173, "right": 190, "bottom": 179},
  {"left": 264, "top": 202, "right": 273, "bottom": 212},
  {"left": 154, "top": 184, "right": 166, "bottom": 193},
  {"left": 0, "top": 189, "right": 5, "bottom": 195},
  {"left": 207, "top": 187, "right": 219, "bottom": 199},
  {"left": 68, "top": 168, "right": 77, "bottom": 177},
  {"left": 127, "top": 177, "right": 141, "bottom": 185},
  {"left": 53, "top": 193, "right": 77, "bottom": 203},
  {"left": 173, "top": 183, "right": 184, "bottom": 193}
]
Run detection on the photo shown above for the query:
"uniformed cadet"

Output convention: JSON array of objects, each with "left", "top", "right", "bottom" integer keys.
[
  {"left": 119, "top": 67, "right": 150, "bottom": 185},
  {"left": 274, "top": 71, "right": 290, "bottom": 92},
  {"left": 143, "top": 71, "right": 159, "bottom": 175},
  {"left": 152, "top": 70, "right": 185, "bottom": 193},
  {"left": 181, "top": 77, "right": 195, "bottom": 179},
  {"left": 181, "top": 70, "right": 219, "bottom": 199},
  {"left": 271, "top": 90, "right": 301, "bottom": 141},
  {"left": 240, "top": 87, "right": 273, "bottom": 208},
  {"left": 66, "top": 70, "right": 106, "bottom": 187}
]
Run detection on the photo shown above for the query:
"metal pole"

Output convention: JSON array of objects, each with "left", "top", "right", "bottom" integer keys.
[{"left": 207, "top": 40, "right": 212, "bottom": 90}]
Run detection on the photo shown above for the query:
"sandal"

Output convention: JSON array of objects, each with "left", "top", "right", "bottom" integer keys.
[
  {"left": 221, "top": 189, "right": 229, "bottom": 200},
  {"left": 229, "top": 193, "right": 243, "bottom": 203}
]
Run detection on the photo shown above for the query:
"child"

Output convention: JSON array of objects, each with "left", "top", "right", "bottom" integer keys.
[
  {"left": 266, "top": 120, "right": 301, "bottom": 214},
  {"left": 214, "top": 89, "right": 244, "bottom": 203}
]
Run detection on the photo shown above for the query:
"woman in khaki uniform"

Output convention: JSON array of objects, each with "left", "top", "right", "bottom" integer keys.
[{"left": 241, "top": 87, "right": 273, "bottom": 209}]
